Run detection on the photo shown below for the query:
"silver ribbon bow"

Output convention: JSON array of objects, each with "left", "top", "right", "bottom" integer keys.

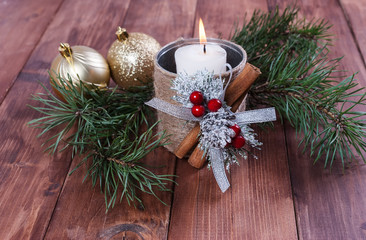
[
  {"left": 145, "top": 98, "right": 276, "bottom": 192},
  {"left": 146, "top": 63, "right": 276, "bottom": 192}
]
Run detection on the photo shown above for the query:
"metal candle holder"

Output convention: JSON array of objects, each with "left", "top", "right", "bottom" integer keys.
[{"left": 153, "top": 38, "right": 247, "bottom": 153}]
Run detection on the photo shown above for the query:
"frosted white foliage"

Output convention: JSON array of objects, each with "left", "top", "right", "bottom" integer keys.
[
  {"left": 204, "top": 122, "right": 263, "bottom": 170},
  {"left": 240, "top": 125, "right": 263, "bottom": 148},
  {"left": 171, "top": 71, "right": 223, "bottom": 107},
  {"left": 199, "top": 108, "right": 236, "bottom": 149},
  {"left": 223, "top": 148, "right": 246, "bottom": 171}
]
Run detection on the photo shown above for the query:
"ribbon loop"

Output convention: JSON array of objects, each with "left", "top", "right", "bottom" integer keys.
[
  {"left": 145, "top": 98, "right": 200, "bottom": 121},
  {"left": 235, "top": 107, "right": 276, "bottom": 125},
  {"left": 209, "top": 148, "right": 230, "bottom": 192},
  {"left": 219, "top": 63, "right": 233, "bottom": 102}
]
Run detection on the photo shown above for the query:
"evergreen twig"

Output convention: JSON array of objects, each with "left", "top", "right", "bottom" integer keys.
[
  {"left": 232, "top": 6, "right": 366, "bottom": 167},
  {"left": 28, "top": 75, "right": 173, "bottom": 211}
]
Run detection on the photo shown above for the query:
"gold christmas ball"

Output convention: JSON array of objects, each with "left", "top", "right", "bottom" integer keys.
[
  {"left": 107, "top": 27, "right": 161, "bottom": 90},
  {"left": 50, "top": 43, "right": 110, "bottom": 98}
]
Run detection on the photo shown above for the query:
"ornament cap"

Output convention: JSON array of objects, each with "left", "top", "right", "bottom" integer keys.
[
  {"left": 59, "top": 43, "right": 73, "bottom": 58},
  {"left": 58, "top": 43, "right": 73, "bottom": 66},
  {"left": 116, "top": 26, "right": 129, "bottom": 42}
]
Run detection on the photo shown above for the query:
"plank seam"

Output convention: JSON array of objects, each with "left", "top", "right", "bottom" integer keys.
[
  {"left": 336, "top": 0, "right": 366, "bottom": 69},
  {"left": 124, "top": 2, "right": 179, "bottom": 239},
  {"left": 166, "top": 156, "right": 178, "bottom": 240},
  {"left": 43, "top": 0, "right": 134, "bottom": 238},
  {"left": 42, "top": 154, "right": 74, "bottom": 240},
  {"left": 167, "top": 2, "right": 199, "bottom": 239},
  {"left": 191, "top": 0, "right": 199, "bottom": 39},
  {"left": 192, "top": 3, "right": 202, "bottom": 238},
  {"left": 195, "top": 169, "right": 200, "bottom": 239},
  {"left": 230, "top": 168, "right": 234, "bottom": 240},
  {"left": 0, "top": 0, "right": 65, "bottom": 108},
  {"left": 283, "top": 123, "right": 301, "bottom": 240},
  {"left": 265, "top": 4, "right": 300, "bottom": 239},
  {"left": 7, "top": 0, "right": 75, "bottom": 239},
  {"left": 40, "top": 7, "right": 69, "bottom": 239}
]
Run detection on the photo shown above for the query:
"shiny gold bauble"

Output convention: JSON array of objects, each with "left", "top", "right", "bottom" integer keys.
[
  {"left": 107, "top": 27, "right": 161, "bottom": 90},
  {"left": 50, "top": 43, "right": 110, "bottom": 98}
]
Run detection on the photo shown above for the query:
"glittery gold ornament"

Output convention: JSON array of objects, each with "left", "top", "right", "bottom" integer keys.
[
  {"left": 50, "top": 43, "right": 110, "bottom": 98},
  {"left": 107, "top": 27, "right": 161, "bottom": 90}
]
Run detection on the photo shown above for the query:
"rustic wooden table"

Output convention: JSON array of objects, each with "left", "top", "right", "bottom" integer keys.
[{"left": 1, "top": 0, "right": 366, "bottom": 239}]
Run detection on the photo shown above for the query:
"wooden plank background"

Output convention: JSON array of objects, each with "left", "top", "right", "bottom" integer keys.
[{"left": 0, "top": 0, "right": 365, "bottom": 239}]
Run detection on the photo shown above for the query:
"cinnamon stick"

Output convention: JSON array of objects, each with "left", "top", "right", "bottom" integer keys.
[
  {"left": 174, "top": 63, "right": 261, "bottom": 168},
  {"left": 231, "top": 93, "right": 246, "bottom": 112},
  {"left": 174, "top": 125, "right": 200, "bottom": 159},
  {"left": 224, "top": 63, "right": 260, "bottom": 106},
  {"left": 230, "top": 67, "right": 258, "bottom": 112},
  {"left": 187, "top": 146, "right": 206, "bottom": 168}
]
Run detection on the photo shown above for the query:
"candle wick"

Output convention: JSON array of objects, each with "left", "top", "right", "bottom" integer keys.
[{"left": 203, "top": 44, "right": 206, "bottom": 54}]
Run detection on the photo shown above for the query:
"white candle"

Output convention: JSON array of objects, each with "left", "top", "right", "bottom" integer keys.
[{"left": 174, "top": 44, "right": 227, "bottom": 75}]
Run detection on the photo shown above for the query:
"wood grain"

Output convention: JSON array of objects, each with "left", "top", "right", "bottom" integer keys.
[
  {"left": 268, "top": 0, "right": 366, "bottom": 239},
  {"left": 0, "top": 0, "right": 131, "bottom": 239},
  {"left": 122, "top": 0, "right": 198, "bottom": 46},
  {"left": 0, "top": 0, "right": 64, "bottom": 104},
  {"left": 45, "top": 150, "right": 176, "bottom": 240},
  {"left": 172, "top": 158, "right": 235, "bottom": 240},
  {"left": 338, "top": 0, "right": 366, "bottom": 66},
  {"left": 168, "top": 0, "right": 298, "bottom": 239},
  {"left": 231, "top": 124, "right": 297, "bottom": 240},
  {"left": 44, "top": 0, "right": 197, "bottom": 239},
  {"left": 0, "top": 48, "right": 73, "bottom": 239},
  {"left": 175, "top": 125, "right": 200, "bottom": 159},
  {"left": 1, "top": 0, "right": 365, "bottom": 239}
]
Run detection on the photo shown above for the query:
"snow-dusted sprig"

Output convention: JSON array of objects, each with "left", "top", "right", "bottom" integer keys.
[
  {"left": 222, "top": 124, "right": 262, "bottom": 170},
  {"left": 222, "top": 148, "right": 246, "bottom": 171},
  {"left": 171, "top": 70, "right": 224, "bottom": 107},
  {"left": 205, "top": 123, "right": 262, "bottom": 170},
  {"left": 199, "top": 108, "right": 236, "bottom": 149},
  {"left": 240, "top": 125, "right": 262, "bottom": 149}
]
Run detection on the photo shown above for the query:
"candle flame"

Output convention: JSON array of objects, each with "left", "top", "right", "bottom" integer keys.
[{"left": 199, "top": 18, "right": 207, "bottom": 45}]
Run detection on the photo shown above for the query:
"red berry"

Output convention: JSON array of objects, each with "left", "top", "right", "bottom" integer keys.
[
  {"left": 189, "top": 91, "right": 204, "bottom": 105},
  {"left": 207, "top": 99, "right": 222, "bottom": 112},
  {"left": 230, "top": 124, "right": 241, "bottom": 137},
  {"left": 191, "top": 105, "right": 205, "bottom": 117},
  {"left": 232, "top": 135, "right": 246, "bottom": 149}
]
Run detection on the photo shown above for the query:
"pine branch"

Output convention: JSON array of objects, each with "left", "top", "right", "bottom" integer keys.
[
  {"left": 29, "top": 75, "right": 173, "bottom": 210},
  {"left": 232, "top": 7, "right": 366, "bottom": 168},
  {"left": 232, "top": 6, "right": 331, "bottom": 82},
  {"left": 83, "top": 122, "right": 172, "bottom": 210}
]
